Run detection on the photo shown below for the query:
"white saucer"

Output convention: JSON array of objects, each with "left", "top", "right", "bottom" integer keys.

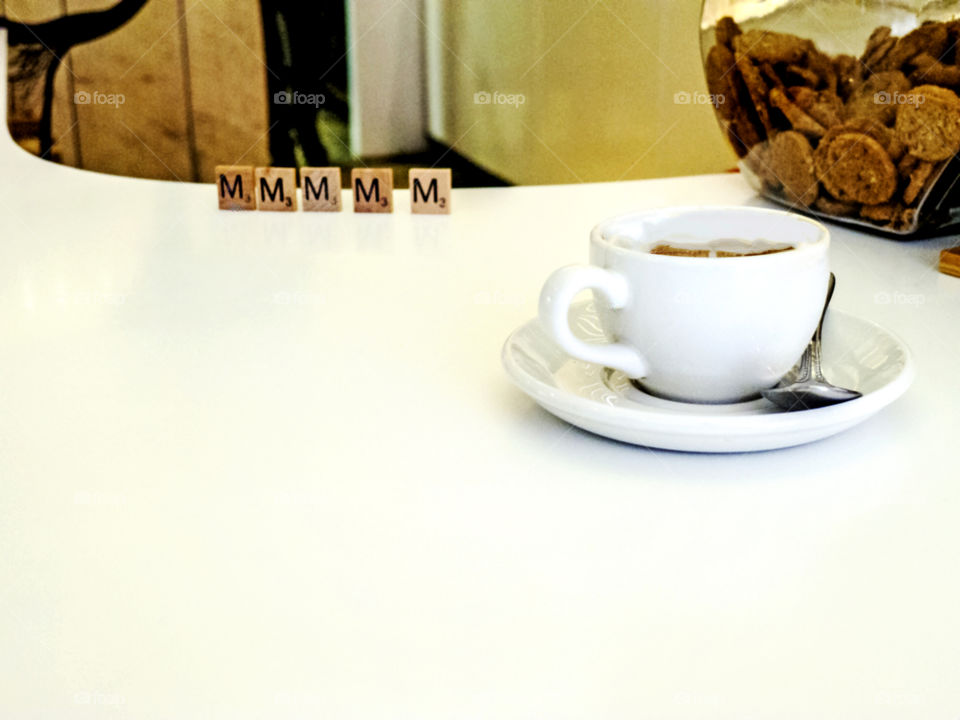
[{"left": 501, "top": 302, "right": 914, "bottom": 453}]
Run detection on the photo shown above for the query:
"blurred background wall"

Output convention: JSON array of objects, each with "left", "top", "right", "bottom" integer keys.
[
  {"left": 1, "top": 0, "right": 737, "bottom": 186},
  {"left": 3, "top": 0, "right": 271, "bottom": 181},
  {"left": 425, "top": 0, "right": 736, "bottom": 183}
]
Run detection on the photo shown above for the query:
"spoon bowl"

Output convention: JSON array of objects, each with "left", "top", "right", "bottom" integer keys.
[{"left": 762, "top": 273, "right": 863, "bottom": 411}]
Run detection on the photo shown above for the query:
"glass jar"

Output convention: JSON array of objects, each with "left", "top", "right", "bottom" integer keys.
[{"left": 700, "top": 0, "right": 960, "bottom": 236}]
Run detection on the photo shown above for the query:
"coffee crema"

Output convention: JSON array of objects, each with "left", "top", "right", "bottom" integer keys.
[{"left": 649, "top": 238, "right": 795, "bottom": 258}]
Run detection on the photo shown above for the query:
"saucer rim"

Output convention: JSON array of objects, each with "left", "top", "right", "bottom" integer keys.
[{"left": 501, "top": 306, "right": 915, "bottom": 439}]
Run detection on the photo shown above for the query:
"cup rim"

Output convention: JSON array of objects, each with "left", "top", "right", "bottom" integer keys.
[{"left": 590, "top": 205, "right": 830, "bottom": 261}]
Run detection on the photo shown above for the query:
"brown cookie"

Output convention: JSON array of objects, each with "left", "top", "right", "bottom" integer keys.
[
  {"left": 894, "top": 84, "right": 960, "bottom": 161},
  {"left": 759, "top": 62, "right": 788, "bottom": 95},
  {"left": 948, "top": 19, "right": 960, "bottom": 57},
  {"left": 733, "top": 29, "right": 812, "bottom": 66},
  {"left": 822, "top": 117, "right": 903, "bottom": 161},
  {"left": 735, "top": 51, "right": 774, "bottom": 133},
  {"left": 790, "top": 86, "right": 843, "bottom": 128},
  {"left": 725, "top": 98, "right": 766, "bottom": 156},
  {"left": 843, "top": 71, "right": 911, "bottom": 125},
  {"left": 768, "top": 130, "right": 819, "bottom": 206},
  {"left": 859, "top": 202, "right": 899, "bottom": 222},
  {"left": 769, "top": 86, "right": 826, "bottom": 139},
  {"left": 861, "top": 26, "right": 892, "bottom": 57},
  {"left": 902, "top": 158, "right": 935, "bottom": 204},
  {"left": 705, "top": 44, "right": 739, "bottom": 121},
  {"left": 833, "top": 54, "right": 863, "bottom": 100},
  {"left": 744, "top": 141, "right": 782, "bottom": 190},
  {"left": 814, "top": 195, "right": 859, "bottom": 217},
  {"left": 815, "top": 132, "right": 897, "bottom": 204},
  {"left": 879, "top": 21, "right": 949, "bottom": 72},
  {"left": 895, "top": 207, "right": 918, "bottom": 231},
  {"left": 897, "top": 152, "right": 919, "bottom": 176},
  {"left": 859, "top": 202, "right": 917, "bottom": 231},
  {"left": 861, "top": 26, "right": 896, "bottom": 72},
  {"left": 865, "top": 37, "right": 897, "bottom": 72},
  {"left": 785, "top": 64, "right": 821, "bottom": 88},
  {"left": 807, "top": 49, "right": 839, "bottom": 94},
  {"left": 715, "top": 16, "right": 742, "bottom": 50},
  {"left": 718, "top": 57, "right": 769, "bottom": 155},
  {"left": 725, "top": 125, "right": 750, "bottom": 157},
  {"left": 908, "top": 53, "right": 960, "bottom": 88}
]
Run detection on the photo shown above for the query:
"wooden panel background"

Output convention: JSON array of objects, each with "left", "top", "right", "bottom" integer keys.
[{"left": 4, "top": 0, "right": 269, "bottom": 182}]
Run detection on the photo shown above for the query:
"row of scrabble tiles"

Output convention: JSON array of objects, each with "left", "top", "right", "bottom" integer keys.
[{"left": 215, "top": 166, "right": 451, "bottom": 214}]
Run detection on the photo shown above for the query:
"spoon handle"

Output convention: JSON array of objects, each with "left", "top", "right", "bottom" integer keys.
[
  {"left": 811, "top": 273, "right": 836, "bottom": 381},
  {"left": 793, "top": 341, "right": 814, "bottom": 383}
]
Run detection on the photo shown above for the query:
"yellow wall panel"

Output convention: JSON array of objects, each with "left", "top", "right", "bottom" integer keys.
[{"left": 428, "top": 0, "right": 737, "bottom": 184}]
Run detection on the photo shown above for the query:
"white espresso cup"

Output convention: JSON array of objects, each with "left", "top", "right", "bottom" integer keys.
[{"left": 539, "top": 207, "right": 830, "bottom": 404}]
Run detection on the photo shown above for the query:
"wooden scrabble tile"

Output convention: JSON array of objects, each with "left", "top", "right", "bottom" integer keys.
[
  {"left": 940, "top": 245, "right": 960, "bottom": 278},
  {"left": 301, "top": 167, "right": 342, "bottom": 212},
  {"left": 255, "top": 167, "right": 297, "bottom": 211},
  {"left": 351, "top": 168, "right": 393, "bottom": 213},
  {"left": 216, "top": 165, "right": 255, "bottom": 210},
  {"left": 409, "top": 168, "right": 452, "bottom": 215}
]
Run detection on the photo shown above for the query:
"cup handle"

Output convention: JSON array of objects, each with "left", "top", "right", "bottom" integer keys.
[{"left": 538, "top": 265, "right": 648, "bottom": 379}]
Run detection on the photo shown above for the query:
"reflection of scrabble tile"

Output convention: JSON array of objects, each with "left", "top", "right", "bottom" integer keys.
[
  {"left": 301, "top": 167, "right": 342, "bottom": 212},
  {"left": 351, "top": 168, "right": 393, "bottom": 213},
  {"left": 940, "top": 245, "right": 960, "bottom": 278},
  {"left": 409, "top": 168, "right": 451, "bottom": 214},
  {"left": 216, "top": 165, "right": 255, "bottom": 210},
  {"left": 255, "top": 167, "right": 298, "bottom": 211}
]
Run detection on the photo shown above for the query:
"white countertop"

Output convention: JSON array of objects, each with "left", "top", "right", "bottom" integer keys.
[{"left": 2, "top": 31, "right": 960, "bottom": 720}]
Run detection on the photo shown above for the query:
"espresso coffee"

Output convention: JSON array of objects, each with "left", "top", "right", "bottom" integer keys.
[{"left": 649, "top": 238, "right": 794, "bottom": 257}]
